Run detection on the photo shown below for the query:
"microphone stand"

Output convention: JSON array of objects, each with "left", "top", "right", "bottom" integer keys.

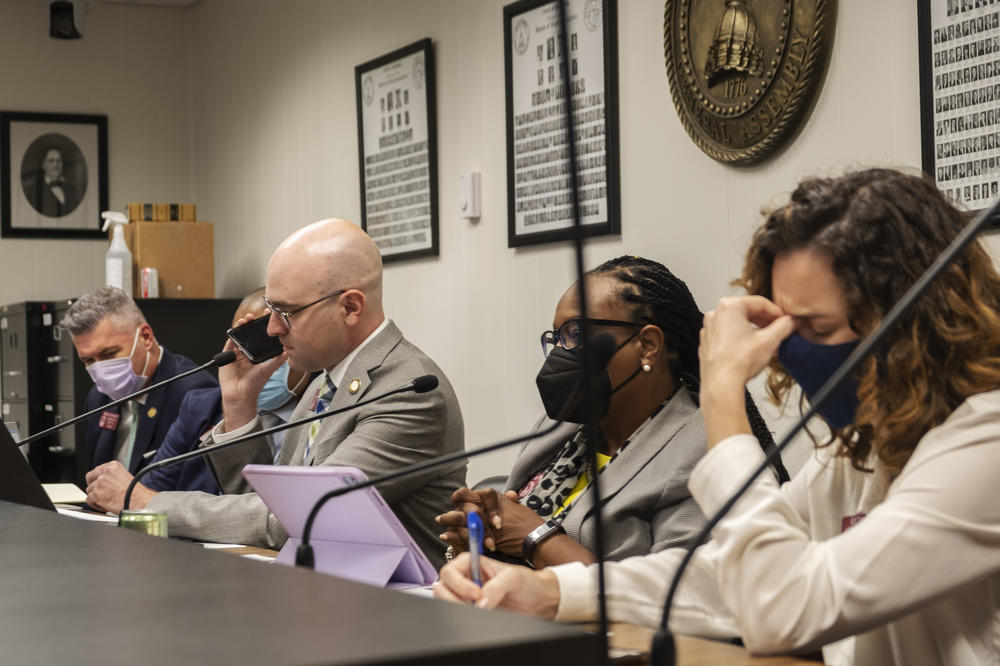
[
  {"left": 650, "top": 197, "right": 1000, "bottom": 665},
  {"left": 17, "top": 350, "right": 236, "bottom": 447},
  {"left": 120, "top": 377, "right": 435, "bottom": 515},
  {"left": 554, "top": 0, "right": 610, "bottom": 662}
]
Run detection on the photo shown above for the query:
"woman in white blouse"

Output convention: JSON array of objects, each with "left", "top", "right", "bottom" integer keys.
[{"left": 435, "top": 168, "right": 1000, "bottom": 666}]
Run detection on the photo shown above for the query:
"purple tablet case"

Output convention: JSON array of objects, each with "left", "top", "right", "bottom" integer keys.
[{"left": 242, "top": 465, "right": 437, "bottom": 588}]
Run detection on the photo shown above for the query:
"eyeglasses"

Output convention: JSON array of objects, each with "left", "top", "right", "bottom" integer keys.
[
  {"left": 264, "top": 290, "right": 348, "bottom": 331},
  {"left": 540, "top": 318, "right": 644, "bottom": 357}
]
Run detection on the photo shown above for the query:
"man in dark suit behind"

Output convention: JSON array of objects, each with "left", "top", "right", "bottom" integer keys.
[
  {"left": 60, "top": 287, "right": 218, "bottom": 475},
  {"left": 27, "top": 148, "right": 81, "bottom": 217}
]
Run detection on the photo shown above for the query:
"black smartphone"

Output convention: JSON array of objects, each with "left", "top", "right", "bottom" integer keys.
[{"left": 226, "top": 314, "right": 283, "bottom": 364}]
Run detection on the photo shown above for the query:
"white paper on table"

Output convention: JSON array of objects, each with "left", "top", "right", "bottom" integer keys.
[
  {"left": 43, "top": 483, "right": 87, "bottom": 504},
  {"left": 56, "top": 506, "right": 118, "bottom": 524}
]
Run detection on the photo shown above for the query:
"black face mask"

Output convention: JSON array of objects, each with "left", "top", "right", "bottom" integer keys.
[{"left": 535, "top": 333, "right": 641, "bottom": 425}]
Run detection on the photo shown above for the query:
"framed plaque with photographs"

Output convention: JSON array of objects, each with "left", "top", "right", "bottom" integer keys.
[
  {"left": 355, "top": 39, "right": 439, "bottom": 263},
  {"left": 919, "top": 0, "right": 1000, "bottom": 219},
  {"left": 1, "top": 111, "right": 108, "bottom": 239},
  {"left": 504, "top": 0, "right": 621, "bottom": 247}
]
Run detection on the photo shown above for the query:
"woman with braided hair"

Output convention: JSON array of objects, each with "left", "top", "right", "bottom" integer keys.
[{"left": 436, "top": 256, "right": 787, "bottom": 568}]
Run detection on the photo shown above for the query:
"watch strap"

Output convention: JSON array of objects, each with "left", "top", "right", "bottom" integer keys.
[{"left": 522, "top": 519, "right": 565, "bottom": 566}]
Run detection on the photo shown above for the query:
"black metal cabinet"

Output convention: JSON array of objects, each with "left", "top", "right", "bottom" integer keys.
[{"left": 0, "top": 302, "right": 68, "bottom": 482}]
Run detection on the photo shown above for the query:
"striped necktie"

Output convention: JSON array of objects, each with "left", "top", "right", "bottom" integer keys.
[
  {"left": 120, "top": 403, "right": 140, "bottom": 471},
  {"left": 304, "top": 375, "right": 336, "bottom": 463}
]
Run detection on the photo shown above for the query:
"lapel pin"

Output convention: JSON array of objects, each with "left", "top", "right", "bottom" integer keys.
[
  {"left": 146, "top": 407, "right": 158, "bottom": 419},
  {"left": 348, "top": 378, "right": 362, "bottom": 394}
]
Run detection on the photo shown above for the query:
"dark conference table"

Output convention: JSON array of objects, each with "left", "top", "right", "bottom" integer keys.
[{"left": 0, "top": 501, "right": 602, "bottom": 665}]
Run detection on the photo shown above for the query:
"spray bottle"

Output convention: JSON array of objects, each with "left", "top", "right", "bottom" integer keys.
[{"left": 101, "top": 211, "right": 132, "bottom": 296}]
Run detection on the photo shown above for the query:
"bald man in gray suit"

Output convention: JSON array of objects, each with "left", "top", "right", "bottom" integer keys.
[{"left": 85, "top": 219, "right": 466, "bottom": 567}]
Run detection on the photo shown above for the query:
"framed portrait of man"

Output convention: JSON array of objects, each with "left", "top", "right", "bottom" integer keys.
[{"left": 1, "top": 111, "right": 108, "bottom": 239}]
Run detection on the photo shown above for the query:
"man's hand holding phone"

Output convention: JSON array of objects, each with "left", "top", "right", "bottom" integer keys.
[{"left": 219, "top": 314, "right": 286, "bottom": 432}]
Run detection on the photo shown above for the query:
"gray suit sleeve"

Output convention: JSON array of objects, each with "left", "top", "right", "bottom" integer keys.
[
  {"left": 147, "top": 488, "right": 287, "bottom": 547},
  {"left": 648, "top": 493, "right": 707, "bottom": 553},
  {"left": 145, "top": 423, "right": 287, "bottom": 547},
  {"left": 647, "top": 423, "right": 709, "bottom": 554},
  {"left": 204, "top": 423, "right": 274, "bottom": 495}
]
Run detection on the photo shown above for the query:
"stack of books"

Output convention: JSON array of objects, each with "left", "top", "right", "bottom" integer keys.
[{"left": 125, "top": 202, "right": 197, "bottom": 222}]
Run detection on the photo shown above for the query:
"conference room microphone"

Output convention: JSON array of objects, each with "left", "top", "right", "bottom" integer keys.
[
  {"left": 120, "top": 374, "right": 440, "bottom": 515},
  {"left": 17, "top": 350, "right": 238, "bottom": 448},
  {"left": 648, "top": 195, "right": 1000, "bottom": 666}
]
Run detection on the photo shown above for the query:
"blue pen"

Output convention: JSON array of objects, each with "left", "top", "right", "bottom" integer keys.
[{"left": 467, "top": 512, "right": 484, "bottom": 586}]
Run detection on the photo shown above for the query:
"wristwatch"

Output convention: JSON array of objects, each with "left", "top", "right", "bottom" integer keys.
[{"left": 522, "top": 519, "right": 565, "bottom": 566}]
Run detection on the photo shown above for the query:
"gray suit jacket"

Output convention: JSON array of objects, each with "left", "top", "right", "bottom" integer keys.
[
  {"left": 148, "top": 321, "right": 466, "bottom": 568},
  {"left": 504, "top": 387, "right": 707, "bottom": 561}
]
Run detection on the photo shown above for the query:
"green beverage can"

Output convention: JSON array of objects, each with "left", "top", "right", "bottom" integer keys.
[{"left": 119, "top": 509, "right": 168, "bottom": 537}]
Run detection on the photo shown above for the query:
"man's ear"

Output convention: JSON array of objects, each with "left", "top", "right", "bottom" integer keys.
[
  {"left": 341, "top": 290, "right": 367, "bottom": 324},
  {"left": 137, "top": 323, "right": 156, "bottom": 350}
]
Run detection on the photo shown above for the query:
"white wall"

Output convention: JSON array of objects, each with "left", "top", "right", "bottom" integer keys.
[
  {"left": 0, "top": 1, "right": 194, "bottom": 304},
  {"left": 4, "top": 0, "right": 982, "bottom": 483},
  {"left": 186, "top": 0, "right": 934, "bottom": 482}
]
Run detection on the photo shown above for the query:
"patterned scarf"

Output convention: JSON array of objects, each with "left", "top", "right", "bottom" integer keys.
[
  {"left": 516, "top": 398, "right": 671, "bottom": 520},
  {"left": 516, "top": 429, "right": 591, "bottom": 519}
]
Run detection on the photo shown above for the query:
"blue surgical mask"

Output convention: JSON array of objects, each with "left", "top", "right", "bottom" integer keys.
[
  {"left": 777, "top": 333, "right": 860, "bottom": 430},
  {"left": 257, "top": 362, "right": 296, "bottom": 412}
]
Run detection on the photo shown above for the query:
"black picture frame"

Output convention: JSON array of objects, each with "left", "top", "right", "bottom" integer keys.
[
  {"left": 504, "top": 0, "right": 620, "bottom": 248},
  {"left": 918, "top": 0, "right": 1000, "bottom": 220},
  {"left": 1, "top": 111, "right": 108, "bottom": 239},
  {"left": 355, "top": 39, "right": 440, "bottom": 263}
]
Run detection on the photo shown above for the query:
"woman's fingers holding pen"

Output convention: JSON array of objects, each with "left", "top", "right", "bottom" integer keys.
[{"left": 434, "top": 553, "right": 484, "bottom": 604}]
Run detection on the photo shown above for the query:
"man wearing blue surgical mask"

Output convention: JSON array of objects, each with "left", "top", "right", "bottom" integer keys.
[
  {"left": 61, "top": 287, "right": 218, "bottom": 476},
  {"left": 126, "top": 288, "right": 309, "bottom": 495},
  {"left": 255, "top": 358, "right": 310, "bottom": 461}
]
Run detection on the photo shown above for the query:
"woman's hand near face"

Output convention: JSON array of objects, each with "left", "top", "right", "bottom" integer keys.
[
  {"left": 700, "top": 296, "right": 796, "bottom": 446},
  {"left": 701, "top": 296, "right": 795, "bottom": 385}
]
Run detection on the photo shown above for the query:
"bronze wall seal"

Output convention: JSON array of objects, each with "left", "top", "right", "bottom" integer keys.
[{"left": 664, "top": 0, "right": 835, "bottom": 164}]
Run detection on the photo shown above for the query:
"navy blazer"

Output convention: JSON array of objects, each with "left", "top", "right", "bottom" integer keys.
[
  {"left": 142, "top": 387, "right": 222, "bottom": 494},
  {"left": 84, "top": 349, "right": 218, "bottom": 474}
]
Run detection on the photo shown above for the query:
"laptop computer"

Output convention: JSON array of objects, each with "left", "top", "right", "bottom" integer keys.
[
  {"left": 243, "top": 465, "right": 437, "bottom": 588},
  {"left": 0, "top": 426, "right": 55, "bottom": 511}
]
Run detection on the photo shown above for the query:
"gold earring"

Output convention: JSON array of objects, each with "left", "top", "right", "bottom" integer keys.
[{"left": 642, "top": 362, "right": 652, "bottom": 372}]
